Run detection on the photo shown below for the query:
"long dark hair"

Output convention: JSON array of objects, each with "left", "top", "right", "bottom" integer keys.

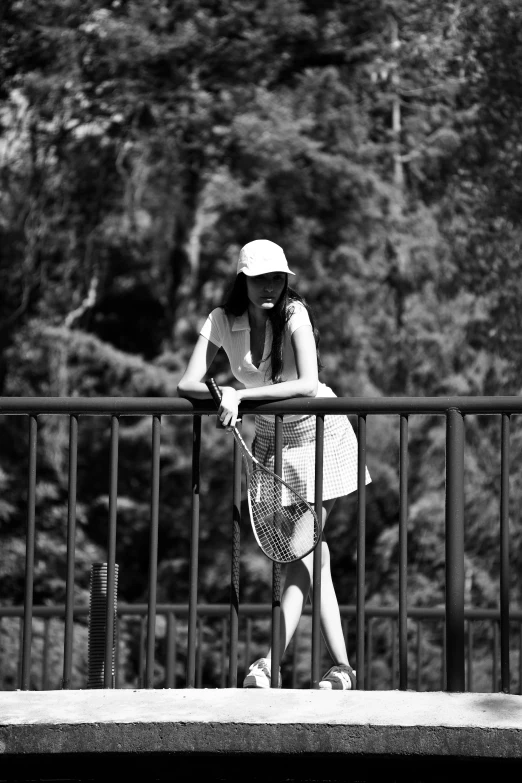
[{"left": 222, "top": 272, "right": 322, "bottom": 384}]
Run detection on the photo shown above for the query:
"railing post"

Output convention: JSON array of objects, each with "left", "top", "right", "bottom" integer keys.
[
  {"left": 519, "top": 623, "right": 522, "bottom": 696},
  {"left": 63, "top": 414, "right": 78, "bottom": 689},
  {"left": 500, "top": 413, "right": 511, "bottom": 693},
  {"left": 187, "top": 416, "right": 201, "bottom": 688},
  {"left": 228, "top": 420, "right": 242, "bottom": 687},
  {"left": 145, "top": 414, "right": 161, "bottom": 688},
  {"left": 356, "top": 414, "right": 367, "bottom": 689},
  {"left": 21, "top": 414, "right": 38, "bottom": 691},
  {"left": 311, "top": 415, "right": 324, "bottom": 688},
  {"left": 445, "top": 407, "right": 465, "bottom": 691},
  {"left": 399, "top": 413, "right": 408, "bottom": 690},
  {"left": 270, "top": 415, "right": 283, "bottom": 688}
]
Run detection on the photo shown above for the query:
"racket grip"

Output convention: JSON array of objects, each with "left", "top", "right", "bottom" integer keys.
[
  {"left": 206, "top": 378, "right": 241, "bottom": 429},
  {"left": 206, "top": 378, "right": 227, "bottom": 428},
  {"left": 206, "top": 377, "right": 222, "bottom": 405}
]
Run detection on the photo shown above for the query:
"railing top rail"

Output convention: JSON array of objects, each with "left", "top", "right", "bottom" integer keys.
[{"left": 1, "top": 395, "right": 522, "bottom": 416}]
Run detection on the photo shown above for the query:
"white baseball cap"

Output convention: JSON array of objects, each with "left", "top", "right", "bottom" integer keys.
[{"left": 237, "top": 239, "right": 295, "bottom": 276}]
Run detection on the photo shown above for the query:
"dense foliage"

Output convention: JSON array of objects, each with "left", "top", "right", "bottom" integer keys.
[{"left": 1, "top": 0, "right": 522, "bottom": 690}]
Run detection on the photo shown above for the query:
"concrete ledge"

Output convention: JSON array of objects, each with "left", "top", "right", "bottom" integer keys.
[{"left": 1, "top": 689, "right": 522, "bottom": 762}]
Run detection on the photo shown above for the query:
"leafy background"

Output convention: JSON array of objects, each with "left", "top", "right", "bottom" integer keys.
[{"left": 1, "top": 0, "right": 522, "bottom": 690}]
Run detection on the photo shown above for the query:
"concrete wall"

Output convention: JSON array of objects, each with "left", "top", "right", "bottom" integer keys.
[{"left": 1, "top": 689, "right": 522, "bottom": 780}]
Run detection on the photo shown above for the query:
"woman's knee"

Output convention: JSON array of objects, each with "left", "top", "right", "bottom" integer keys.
[
  {"left": 320, "top": 540, "right": 331, "bottom": 570},
  {"left": 291, "top": 540, "right": 330, "bottom": 575}
]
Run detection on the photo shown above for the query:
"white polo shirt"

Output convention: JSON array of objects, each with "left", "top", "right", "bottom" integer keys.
[{"left": 199, "top": 302, "right": 335, "bottom": 417}]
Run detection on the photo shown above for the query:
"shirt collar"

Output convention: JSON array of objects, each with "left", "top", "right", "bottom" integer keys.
[{"left": 231, "top": 312, "right": 250, "bottom": 332}]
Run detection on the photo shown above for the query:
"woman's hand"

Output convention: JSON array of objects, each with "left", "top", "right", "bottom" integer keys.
[{"left": 218, "top": 386, "right": 239, "bottom": 430}]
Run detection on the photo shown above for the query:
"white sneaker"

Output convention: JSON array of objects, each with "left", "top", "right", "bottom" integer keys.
[
  {"left": 243, "top": 657, "right": 282, "bottom": 688},
  {"left": 319, "top": 664, "right": 356, "bottom": 690}
]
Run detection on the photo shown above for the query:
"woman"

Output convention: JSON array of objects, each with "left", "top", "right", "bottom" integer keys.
[{"left": 177, "top": 239, "right": 370, "bottom": 689}]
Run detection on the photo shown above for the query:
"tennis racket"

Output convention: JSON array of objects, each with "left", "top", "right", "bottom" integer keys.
[{"left": 206, "top": 378, "right": 320, "bottom": 564}]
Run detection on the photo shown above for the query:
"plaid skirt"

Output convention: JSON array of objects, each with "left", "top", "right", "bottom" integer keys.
[{"left": 253, "top": 415, "right": 371, "bottom": 506}]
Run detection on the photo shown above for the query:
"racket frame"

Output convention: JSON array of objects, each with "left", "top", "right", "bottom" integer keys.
[{"left": 206, "top": 378, "right": 320, "bottom": 564}]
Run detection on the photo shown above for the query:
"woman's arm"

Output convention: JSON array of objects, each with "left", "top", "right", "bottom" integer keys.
[
  {"left": 177, "top": 334, "right": 220, "bottom": 399},
  {"left": 177, "top": 332, "right": 239, "bottom": 426}
]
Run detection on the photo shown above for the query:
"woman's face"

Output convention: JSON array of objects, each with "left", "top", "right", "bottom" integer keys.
[{"left": 245, "top": 272, "right": 286, "bottom": 311}]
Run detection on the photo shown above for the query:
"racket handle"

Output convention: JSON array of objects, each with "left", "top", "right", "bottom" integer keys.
[
  {"left": 206, "top": 378, "right": 227, "bottom": 428},
  {"left": 206, "top": 377, "right": 222, "bottom": 405},
  {"left": 206, "top": 378, "right": 241, "bottom": 429}
]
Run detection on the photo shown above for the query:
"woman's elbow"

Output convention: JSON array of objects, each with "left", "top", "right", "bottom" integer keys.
[
  {"left": 301, "top": 379, "right": 318, "bottom": 398},
  {"left": 177, "top": 378, "right": 189, "bottom": 398}
]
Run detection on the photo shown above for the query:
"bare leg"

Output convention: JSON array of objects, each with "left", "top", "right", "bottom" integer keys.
[
  {"left": 311, "top": 541, "right": 349, "bottom": 665},
  {"left": 267, "top": 499, "right": 351, "bottom": 667}
]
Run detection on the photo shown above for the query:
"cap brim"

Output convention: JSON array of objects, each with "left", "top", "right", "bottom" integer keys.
[{"left": 241, "top": 268, "right": 296, "bottom": 276}]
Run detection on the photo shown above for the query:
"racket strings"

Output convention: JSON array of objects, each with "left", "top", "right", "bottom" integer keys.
[{"left": 248, "top": 470, "right": 319, "bottom": 563}]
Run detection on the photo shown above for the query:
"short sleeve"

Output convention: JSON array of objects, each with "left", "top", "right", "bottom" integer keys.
[
  {"left": 199, "top": 308, "right": 225, "bottom": 348},
  {"left": 287, "top": 301, "right": 312, "bottom": 335}
]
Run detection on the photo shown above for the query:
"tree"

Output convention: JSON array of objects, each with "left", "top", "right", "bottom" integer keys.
[{"left": 1, "top": 0, "right": 521, "bottom": 690}]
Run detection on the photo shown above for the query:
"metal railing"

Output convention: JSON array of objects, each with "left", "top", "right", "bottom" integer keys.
[
  {"left": 1, "top": 395, "right": 521, "bottom": 692},
  {"left": 1, "top": 604, "right": 521, "bottom": 693}
]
